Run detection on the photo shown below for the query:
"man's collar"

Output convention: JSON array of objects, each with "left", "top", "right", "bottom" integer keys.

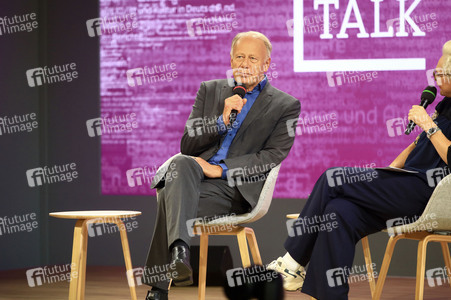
[{"left": 253, "top": 75, "right": 267, "bottom": 93}]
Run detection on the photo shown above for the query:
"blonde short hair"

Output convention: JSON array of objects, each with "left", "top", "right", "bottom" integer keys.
[
  {"left": 230, "top": 31, "right": 272, "bottom": 59},
  {"left": 442, "top": 40, "right": 451, "bottom": 71}
]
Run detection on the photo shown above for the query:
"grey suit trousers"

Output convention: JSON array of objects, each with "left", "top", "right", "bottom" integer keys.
[{"left": 143, "top": 155, "right": 250, "bottom": 289}]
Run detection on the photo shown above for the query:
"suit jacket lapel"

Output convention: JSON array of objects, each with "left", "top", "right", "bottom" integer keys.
[{"left": 234, "top": 82, "right": 273, "bottom": 141}]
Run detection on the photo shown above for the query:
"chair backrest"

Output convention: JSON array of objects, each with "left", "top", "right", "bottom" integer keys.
[
  {"left": 205, "top": 164, "right": 281, "bottom": 226},
  {"left": 391, "top": 173, "right": 451, "bottom": 234}
]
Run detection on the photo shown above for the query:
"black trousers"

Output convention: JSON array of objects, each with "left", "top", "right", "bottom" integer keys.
[
  {"left": 284, "top": 167, "right": 433, "bottom": 300},
  {"left": 143, "top": 155, "right": 250, "bottom": 290}
]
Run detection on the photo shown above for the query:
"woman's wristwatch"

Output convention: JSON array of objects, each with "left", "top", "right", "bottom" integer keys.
[{"left": 426, "top": 126, "right": 441, "bottom": 139}]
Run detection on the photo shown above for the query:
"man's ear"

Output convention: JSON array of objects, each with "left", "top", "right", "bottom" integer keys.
[{"left": 263, "top": 57, "right": 271, "bottom": 73}]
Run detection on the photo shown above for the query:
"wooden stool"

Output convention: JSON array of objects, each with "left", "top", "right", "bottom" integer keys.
[
  {"left": 49, "top": 210, "right": 142, "bottom": 300},
  {"left": 196, "top": 224, "right": 262, "bottom": 300},
  {"left": 286, "top": 214, "right": 376, "bottom": 300}
]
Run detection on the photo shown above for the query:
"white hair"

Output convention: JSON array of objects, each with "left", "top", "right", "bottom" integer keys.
[
  {"left": 230, "top": 31, "right": 272, "bottom": 59},
  {"left": 442, "top": 41, "right": 451, "bottom": 71}
]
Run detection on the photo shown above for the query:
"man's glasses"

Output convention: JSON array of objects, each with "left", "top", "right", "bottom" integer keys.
[{"left": 433, "top": 69, "right": 451, "bottom": 82}]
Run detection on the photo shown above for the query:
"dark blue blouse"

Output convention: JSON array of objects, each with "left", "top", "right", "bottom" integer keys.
[{"left": 404, "top": 97, "right": 451, "bottom": 173}]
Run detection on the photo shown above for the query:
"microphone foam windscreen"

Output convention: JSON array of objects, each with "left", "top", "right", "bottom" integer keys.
[
  {"left": 422, "top": 86, "right": 437, "bottom": 104},
  {"left": 233, "top": 85, "right": 247, "bottom": 98}
]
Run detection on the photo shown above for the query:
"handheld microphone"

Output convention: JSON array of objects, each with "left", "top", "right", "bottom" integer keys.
[
  {"left": 404, "top": 86, "right": 437, "bottom": 135},
  {"left": 230, "top": 84, "right": 246, "bottom": 125}
]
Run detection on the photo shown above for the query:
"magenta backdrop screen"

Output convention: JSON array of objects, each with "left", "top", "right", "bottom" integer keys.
[{"left": 100, "top": 0, "right": 451, "bottom": 198}]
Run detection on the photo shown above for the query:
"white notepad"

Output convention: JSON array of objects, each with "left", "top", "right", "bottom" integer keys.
[{"left": 374, "top": 166, "right": 419, "bottom": 174}]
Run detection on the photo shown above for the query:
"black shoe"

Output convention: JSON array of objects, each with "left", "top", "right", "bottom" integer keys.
[
  {"left": 146, "top": 289, "right": 168, "bottom": 300},
  {"left": 170, "top": 245, "right": 193, "bottom": 286}
]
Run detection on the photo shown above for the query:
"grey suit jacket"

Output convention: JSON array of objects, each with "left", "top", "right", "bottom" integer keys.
[{"left": 154, "top": 79, "right": 300, "bottom": 208}]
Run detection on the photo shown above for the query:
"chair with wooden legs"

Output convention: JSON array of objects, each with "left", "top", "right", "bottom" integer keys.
[
  {"left": 193, "top": 164, "right": 282, "bottom": 300},
  {"left": 286, "top": 214, "right": 377, "bottom": 300},
  {"left": 49, "top": 210, "right": 142, "bottom": 300},
  {"left": 373, "top": 173, "right": 451, "bottom": 300},
  {"left": 154, "top": 153, "right": 282, "bottom": 300}
]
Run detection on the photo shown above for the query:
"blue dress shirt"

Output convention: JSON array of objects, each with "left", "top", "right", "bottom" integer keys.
[{"left": 208, "top": 75, "right": 268, "bottom": 179}]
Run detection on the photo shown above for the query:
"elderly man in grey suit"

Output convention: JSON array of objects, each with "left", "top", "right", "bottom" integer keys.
[{"left": 143, "top": 31, "right": 301, "bottom": 300}]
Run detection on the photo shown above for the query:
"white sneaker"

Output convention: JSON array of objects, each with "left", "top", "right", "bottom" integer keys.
[{"left": 267, "top": 257, "right": 306, "bottom": 291}]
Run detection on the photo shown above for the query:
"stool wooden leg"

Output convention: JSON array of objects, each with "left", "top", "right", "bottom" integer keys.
[
  {"left": 237, "top": 229, "right": 251, "bottom": 268},
  {"left": 245, "top": 228, "right": 262, "bottom": 265},
  {"left": 361, "top": 236, "right": 376, "bottom": 298},
  {"left": 69, "top": 219, "right": 88, "bottom": 300},
  {"left": 115, "top": 220, "right": 137, "bottom": 300},
  {"left": 79, "top": 221, "right": 88, "bottom": 300},
  {"left": 198, "top": 233, "right": 209, "bottom": 300},
  {"left": 440, "top": 242, "right": 451, "bottom": 288}
]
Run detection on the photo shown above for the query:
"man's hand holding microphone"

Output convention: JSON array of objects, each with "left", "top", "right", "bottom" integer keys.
[{"left": 223, "top": 84, "right": 247, "bottom": 126}]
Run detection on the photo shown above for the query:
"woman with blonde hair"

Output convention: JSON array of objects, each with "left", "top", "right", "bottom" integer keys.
[{"left": 268, "top": 41, "right": 451, "bottom": 300}]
